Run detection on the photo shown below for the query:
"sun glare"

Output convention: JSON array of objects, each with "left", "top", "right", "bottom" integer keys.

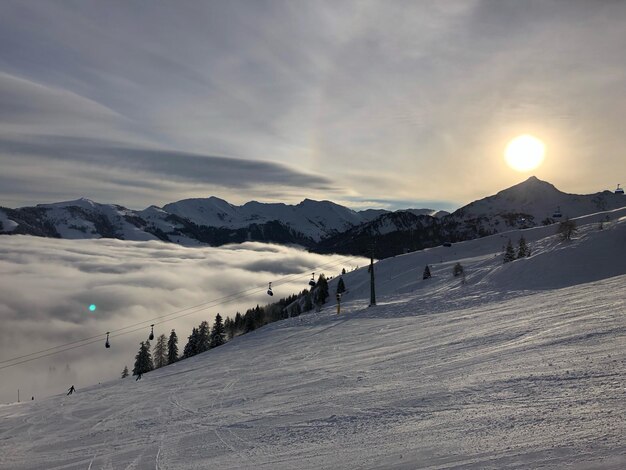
[{"left": 505, "top": 135, "right": 545, "bottom": 172}]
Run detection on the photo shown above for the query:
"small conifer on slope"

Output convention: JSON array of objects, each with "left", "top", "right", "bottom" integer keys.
[
  {"left": 503, "top": 239, "right": 516, "bottom": 263},
  {"left": 336, "top": 277, "right": 346, "bottom": 294},
  {"left": 153, "top": 334, "right": 168, "bottom": 368},
  {"left": 423, "top": 265, "right": 431, "bottom": 280},
  {"left": 167, "top": 330, "right": 178, "bottom": 364},
  {"left": 517, "top": 236, "right": 529, "bottom": 258},
  {"left": 133, "top": 341, "right": 154, "bottom": 376},
  {"left": 210, "top": 313, "right": 226, "bottom": 348}
]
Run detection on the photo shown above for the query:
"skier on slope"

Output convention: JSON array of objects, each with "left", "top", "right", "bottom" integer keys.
[
  {"left": 67, "top": 385, "right": 75, "bottom": 395},
  {"left": 136, "top": 373, "right": 142, "bottom": 381}
]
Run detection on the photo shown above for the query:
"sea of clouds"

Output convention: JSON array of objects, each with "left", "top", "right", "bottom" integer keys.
[{"left": 0, "top": 235, "right": 364, "bottom": 403}]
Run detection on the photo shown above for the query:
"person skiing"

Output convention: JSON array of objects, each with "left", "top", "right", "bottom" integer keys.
[
  {"left": 135, "top": 373, "right": 142, "bottom": 381},
  {"left": 67, "top": 385, "right": 75, "bottom": 395}
]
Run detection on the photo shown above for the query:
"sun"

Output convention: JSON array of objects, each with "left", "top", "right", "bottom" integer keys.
[{"left": 505, "top": 135, "right": 545, "bottom": 172}]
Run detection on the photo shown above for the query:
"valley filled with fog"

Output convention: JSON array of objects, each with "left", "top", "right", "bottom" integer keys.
[{"left": 0, "top": 237, "right": 365, "bottom": 403}]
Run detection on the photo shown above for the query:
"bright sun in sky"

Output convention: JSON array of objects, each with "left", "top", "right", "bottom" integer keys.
[{"left": 505, "top": 135, "right": 546, "bottom": 172}]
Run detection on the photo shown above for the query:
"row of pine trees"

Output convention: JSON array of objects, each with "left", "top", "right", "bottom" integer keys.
[
  {"left": 504, "top": 236, "right": 530, "bottom": 263},
  {"left": 124, "top": 273, "right": 337, "bottom": 378}
]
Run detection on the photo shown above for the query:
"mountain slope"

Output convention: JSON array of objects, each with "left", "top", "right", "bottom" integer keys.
[
  {"left": 162, "top": 197, "right": 366, "bottom": 241},
  {"left": 1, "top": 177, "right": 624, "bottom": 257},
  {"left": 1, "top": 209, "right": 625, "bottom": 469},
  {"left": 315, "top": 177, "right": 626, "bottom": 256},
  {"left": 447, "top": 176, "right": 626, "bottom": 236}
]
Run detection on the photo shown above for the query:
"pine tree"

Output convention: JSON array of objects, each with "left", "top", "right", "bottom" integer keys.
[
  {"left": 121, "top": 365, "right": 129, "bottom": 378},
  {"left": 197, "top": 321, "right": 211, "bottom": 353},
  {"left": 303, "top": 291, "right": 313, "bottom": 311},
  {"left": 452, "top": 262, "right": 464, "bottom": 277},
  {"left": 291, "top": 302, "right": 302, "bottom": 317},
  {"left": 336, "top": 277, "right": 346, "bottom": 294},
  {"left": 517, "top": 236, "right": 529, "bottom": 258},
  {"left": 503, "top": 239, "right": 516, "bottom": 263},
  {"left": 423, "top": 265, "right": 431, "bottom": 280},
  {"left": 144, "top": 340, "right": 153, "bottom": 370},
  {"left": 183, "top": 327, "right": 199, "bottom": 358},
  {"left": 244, "top": 311, "right": 257, "bottom": 333},
  {"left": 558, "top": 218, "right": 577, "bottom": 241},
  {"left": 133, "top": 343, "right": 145, "bottom": 375},
  {"left": 132, "top": 341, "right": 154, "bottom": 376},
  {"left": 224, "top": 317, "right": 234, "bottom": 340},
  {"left": 153, "top": 334, "right": 168, "bottom": 368},
  {"left": 210, "top": 313, "right": 226, "bottom": 348},
  {"left": 167, "top": 329, "right": 178, "bottom": 364},
  {"left": 234, "top": 312, "right": 243, "bottom": 333},
  {"left": 314, "top": 274, "right": 329, "bottom": 305}
]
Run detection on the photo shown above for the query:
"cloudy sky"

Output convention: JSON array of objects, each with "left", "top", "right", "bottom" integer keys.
[
  {"left": 0, "top": 236, "right": 365, "bottom": 403},
  {"left": 1, "top": 0, "right": 625, "bottom": 211}
]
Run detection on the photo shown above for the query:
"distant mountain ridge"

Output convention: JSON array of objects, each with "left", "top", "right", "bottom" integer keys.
[
  {"left": 318, "top": 177, "right": 626, "bottom": 257},
  {"left": 0, "top": 195, "right": 429, "bottom": 247},
  {"left": 1, "top": 177, "right": 624, "bottom": 257}
]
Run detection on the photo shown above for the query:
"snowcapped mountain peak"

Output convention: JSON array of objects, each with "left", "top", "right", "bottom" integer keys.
[
  {"left": 495, "top": 176, "right": 562, "bottom": 201},
  {"left": 162, "top": 197, "right": 238, "bottom": 226},
  {"left": 37, "top": 197, "right": 99, "bottom": 210}
]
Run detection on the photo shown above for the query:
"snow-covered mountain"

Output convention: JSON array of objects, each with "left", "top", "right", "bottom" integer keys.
[
  {"left": 161, "top": 197, "right": 369, "bottom": 241},
  {"left": 2, "top": 206, "right": 625, "bottom": 469},
  {"left": 1, "top": 177, "right": 624, "bottom": 257},
  {"left": 0, "top": 195, "right": 439, "bottom": 248},
  {"left": 318, "top": 177, "right": 626, "bottom": 257},
  {"left": 447, "top": 176, "right": 626, "bottom": 237}
]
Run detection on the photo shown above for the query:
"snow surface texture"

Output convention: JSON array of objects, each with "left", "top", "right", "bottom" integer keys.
[{"left": 0, "top": 210, "right": 625, "bottom": 469}]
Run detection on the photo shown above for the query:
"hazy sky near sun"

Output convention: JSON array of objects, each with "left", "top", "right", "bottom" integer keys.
[
  {"left": 0, "top": 235, "right": 365, "bottom": 403},
  {"left": 1, "top": 0, "right": 625, "bottom": 211}
]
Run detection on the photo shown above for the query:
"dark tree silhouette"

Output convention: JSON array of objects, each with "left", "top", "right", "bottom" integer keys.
[
  {"left": 314, "top": 274, "right": 329, "bottom": 305},
  {"left": 197, "top": 321, "right": 211, "bottom": 353},
  {"left": 504, "top": 239, "right": 516, "bottom": 263},
  {"left": 336, "top": 277, "right": 346, "bottom": 294},
  {"left": 167, "top": 329, "right": 178, "bottom": 364},
  {"left": 423, "top": 265, "right": 431, "bottom": 280},
  {"left": 132, "top": 341, "right": 154, "bottom": 376},
  {"left": 558, "top": 219, "right": 577, "bottom": 241},
  {"left": 183, "top": 327, "right": 199, "bottom": 358},
  {"left": 210, "top": 313, "right": 226, "bottom": 348},
  {"left": 517, "top": 236, "right": 529, "bottom": 258},
  {"left": 452, "top": 262, "right": 464, "bottom": 277},
  {"left": 153, "top": 334, "right": 168, "bottom": 368}
]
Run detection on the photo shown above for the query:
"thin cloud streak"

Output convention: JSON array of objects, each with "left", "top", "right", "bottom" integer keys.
[{"left": 0, "top": 1, "right": 625, "bottom": 208}]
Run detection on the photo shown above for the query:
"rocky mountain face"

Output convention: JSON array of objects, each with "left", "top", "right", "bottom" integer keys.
[{"left": 1, "top": 177, "right": 624, "bottom": 258}]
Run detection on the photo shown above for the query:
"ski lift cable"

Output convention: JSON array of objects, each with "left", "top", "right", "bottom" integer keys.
[
  {"left": 0, "top": 255, "right": 361, "bottom": 368},
  {"left": 0, "top": 255, "right": 357, "bottom": 365},
  {"left": 0, "top": 255, "right": 358, "bottom": 370}
]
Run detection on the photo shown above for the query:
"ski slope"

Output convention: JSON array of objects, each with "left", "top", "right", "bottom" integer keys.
[{"left": 0, "top": 210, "right": 625, "bottom": 469}]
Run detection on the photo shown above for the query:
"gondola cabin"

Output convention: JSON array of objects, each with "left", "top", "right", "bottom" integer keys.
[{"left": 616, "top": 184, "right": 624, "bottom": 195}]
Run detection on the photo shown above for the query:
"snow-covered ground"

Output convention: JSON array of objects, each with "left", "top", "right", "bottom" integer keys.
[{"left": 0, "top": 209, "right": 625, "bottom": 469}]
